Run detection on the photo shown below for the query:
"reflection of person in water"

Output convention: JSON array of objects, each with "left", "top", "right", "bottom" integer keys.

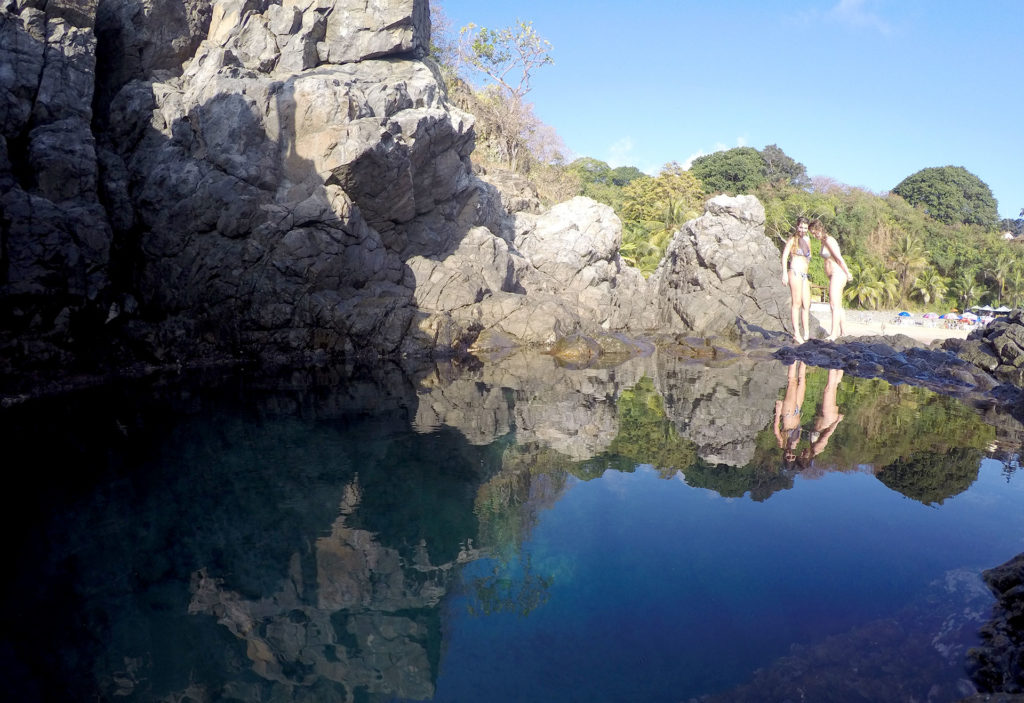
[
  {"left": 805, "top": 368, "right": 844, "bottom": 459},
  {"left": 774, "top": 361, "right": 807, "bottom": 467}
]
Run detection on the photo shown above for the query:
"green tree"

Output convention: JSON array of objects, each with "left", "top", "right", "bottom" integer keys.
[
  {"left": 845, "top": 262, "right": 883, "bottom": 309},
  {"left": 1007, "top": 262, "right": 1024, "bottom": 308},
  {"left": 911, "top": 268, "right": 948, "bottom": 306},
  {"left": 759, "top": 144, "right": 809, "bottom": 188},
  {"left": 617, "top": 164, "right": 705, "bottom": 274},
  {"left": 892, "top": 166, "right": 999, "bottom": 228},
  {"left": 949, "top": 270, "right": 982, "bottom": 310},
  {"left": 567, "top": 157, "right": 612, "bottom": 185},
  {"left": 456, "top": 20, "right": 553, "bottom": 99},
  {"left": 987, "top": 251, "right": 1016, "bottom": 303},
  {"left": 878, "top": 269, "right": 901, "bottom": 308},
  {"left": 609, "top": 166, "right": 645, "bottom": 186},
  {"left": 890, "top": 233, "right": 929, "bottom": 306},
  {"left": 689, "top": 147, "right": 768, "bottom": 195}
]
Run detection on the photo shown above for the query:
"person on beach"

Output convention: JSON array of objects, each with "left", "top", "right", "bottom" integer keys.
[
  {"left": 780, "top": 217, "right": 812, "bottom": 344},
  {"left": 810, "top": 219, "right": 852, "bottom": 341},
  {"left": 804, "top": 368, "right": 844, "bottom": 459},
  {"left": 774, "top": 361, "right": 807, "bottom": 468}
]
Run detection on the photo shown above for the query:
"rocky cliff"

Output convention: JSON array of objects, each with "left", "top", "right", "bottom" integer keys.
[{"left": 0, "top": 0, "right": 792, "bottom": 381}]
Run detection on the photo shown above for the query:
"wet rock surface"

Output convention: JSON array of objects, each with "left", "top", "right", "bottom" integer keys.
[{"left": 967, "top": 553, "right": 1024, "bottom": 696}]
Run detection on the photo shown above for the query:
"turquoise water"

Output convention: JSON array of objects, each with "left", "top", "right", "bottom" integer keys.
[{"left": 2, "top": 356, "right": 1022, "bottom": 702}]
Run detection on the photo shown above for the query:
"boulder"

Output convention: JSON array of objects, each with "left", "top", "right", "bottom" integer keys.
[
  {"left": 645, "top": 194, "right": 791, "bottom": 338},
  {"left": 514, "top": 196, "right": 647, "bottom": 331}
]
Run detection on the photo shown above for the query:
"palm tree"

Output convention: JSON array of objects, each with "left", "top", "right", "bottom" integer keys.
[
  {"left": 949, "top": 270, "right": 979, "bottom": 310},
  {"left": 878, "top": 269, "right": 901, "bottom": 309},
  {"left": 911, "top": 268, "right": 948, "bottom": 306},
  {"left": 845, "top": 262, "right": 883, "bottom": 309},
  {"left": 662, "top": 198, "right": 691, "bottom": 233},
  {"left": 889, "top": 233, "right": 928, "bottom": 306},
  {"left": 1007, "top": 261, "right": 1024, "bottom": 308},
  {"left": 986, "top": 251, "right": 1015, "bottom": 304}
]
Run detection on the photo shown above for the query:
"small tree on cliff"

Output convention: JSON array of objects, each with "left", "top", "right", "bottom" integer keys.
[
  {"left": 457, "top": 20, "right": 553, "bottom": 100},
  {"left": 455, "top": 20, "right": 554, "bottom": 172}
]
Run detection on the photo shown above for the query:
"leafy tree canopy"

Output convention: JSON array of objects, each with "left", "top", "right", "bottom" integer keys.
[
  {"left": 689, "top": 147, "right": 767, "bottom": 195},
  {"left": 892, "top": 165, "right": 999, "bottom": 228},
  {"left": 759, "top": 144, "right": 809, "bottom": 188},
  {"left": 610, "top": 165, "right": 645, "bottom": 187},
  {"left": 566, "top": 157, "right": 611, "bottom": 185},
  {"left": 456, "top": 20, "right": 553, "bottom": 99}
]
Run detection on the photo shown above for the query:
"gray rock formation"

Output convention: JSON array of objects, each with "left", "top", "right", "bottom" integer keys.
[
  {"left": 947, "top": 310, "right": 1024, "bottom": 387},
  {"left": 1, "top": 0, "right": 791, "bottom": 380},
  {"left": 1, "top": 3, "right": 111, "bottom": 306},
  {"left": 645, "top": 194, "right": 791, "bottom": 338}
]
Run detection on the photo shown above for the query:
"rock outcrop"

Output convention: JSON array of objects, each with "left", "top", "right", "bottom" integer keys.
[
  {"left": 645, "top": 194, "right": 791, "bottom": 339},
  {"left": 1, "top": 0, "right": 792, "bottom": 386},
  {"left": 946, "top": 311, "right": 1024, "bottom": 387}
]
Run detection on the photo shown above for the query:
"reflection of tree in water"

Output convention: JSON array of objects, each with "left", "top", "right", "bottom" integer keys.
[
  {"left": 682, "top": 458, "right": 794, "bottom": 502},
  {"left": 735, "top": 371, "right": 995, "bottom": 504},
  {"left": 463, "top": 553, "right": 553, "bottom": 618},
  {"left": 579, "top": 376, "right": 697, "bottom": 479},
  {"left": 876, "top": 446, "right": 985, "bottom": 506},
  {"left": 474, "top": 442, "right": 570, "bottom": 551}
]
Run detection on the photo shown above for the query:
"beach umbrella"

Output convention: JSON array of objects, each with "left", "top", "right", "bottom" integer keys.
[
  {"left": 923, "top": 312, "right": 938, "bottom": 319},
  {"left": 995, "top": 306, "right": 1011, "bottom": 313},
  {"left": 979, "top": 305, "right": 995, "bottom": 312},
  {"left": 940, "top": 313, "right": 960, "bottom": 319},
  {"left": 962, "top": 312, "right": 978, "bottom": 320},
  {"left": 898, "top": 311, "right": 911, "bottom": 317}
]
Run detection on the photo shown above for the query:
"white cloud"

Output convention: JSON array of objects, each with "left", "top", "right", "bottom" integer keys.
[
  {"left": 606, "top": 137, "right": 634, "bottom": 168},
  {"left": 682, "top": 137, "right": 749, "bottom": 169},
  {"left": 787, "top": 0, "right": 892, "bottom": 34},
  {"left": 829, "top": 0, "right": 892, "bottom": 34}
]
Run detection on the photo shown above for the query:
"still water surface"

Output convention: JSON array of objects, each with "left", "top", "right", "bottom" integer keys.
[{"left": 3, "top": 352, "right": 1022, "bottom": 702}]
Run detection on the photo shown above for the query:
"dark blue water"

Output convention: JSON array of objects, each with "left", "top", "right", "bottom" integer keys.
[{"left": 2, "top": 355, "right": 1021, "bottom": 702}]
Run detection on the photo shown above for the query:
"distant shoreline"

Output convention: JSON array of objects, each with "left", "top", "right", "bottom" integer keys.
[{"left": 809, "top": 303, "right": 970, "bottom": 345}]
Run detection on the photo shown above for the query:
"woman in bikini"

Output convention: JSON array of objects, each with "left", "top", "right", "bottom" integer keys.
[
  {"left": 805, "top": 368, "right": 844, "bottom": 460},
  {"left": 773, "top": 361, "right": 807, "bottom": 468},
  {"left": 780, "top": 217, "right": 812, "bottom": 344},
  {"left": 810, "top": 220, "right": 852, "bottom": 341}
]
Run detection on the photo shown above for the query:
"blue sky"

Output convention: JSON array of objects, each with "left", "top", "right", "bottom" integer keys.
[{"left": 435, "top": 0, "right": 1023, "bottom": 220}]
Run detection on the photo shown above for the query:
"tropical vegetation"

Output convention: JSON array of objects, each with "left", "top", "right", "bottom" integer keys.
[{"left": 431, "top": 5, "right": 1024, "bottom": 308}]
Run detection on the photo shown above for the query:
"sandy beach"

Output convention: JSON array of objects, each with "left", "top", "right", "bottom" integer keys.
[{"left": 809, "top": 303, "right": 971, "bottom": 345}]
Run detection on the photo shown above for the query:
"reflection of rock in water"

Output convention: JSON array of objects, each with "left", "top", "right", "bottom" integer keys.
[
  {"left": 966, "top": 552, "right": 1024, "bottom": 696},
  {"left": 410, "top": 350, "right": 787, "bottom": 469},
  {"left": 655, "top": 354, "right": 785, "bottom": 467},
  {"left": 692, "top": 568, "right": 992, "bottom": 703},
  {"left": 188, "top": 476, "right": 483, "bottom": 702},
  {"left": 412, "top": 351, "right": 653, "bottom": 459}
]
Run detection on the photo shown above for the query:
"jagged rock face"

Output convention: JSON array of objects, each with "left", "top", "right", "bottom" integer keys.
[
  {"left": 1, "top": 4, "right": 111, "bottom": 307},
  {"left": 1, "top": 0, "right": 790, "bottom": 374},
  {"left": 949, "top": 310, "right": 1024, "bottom": 387},
  {"left": 646, "top": 194, "right": 790, "bottom": 338}
]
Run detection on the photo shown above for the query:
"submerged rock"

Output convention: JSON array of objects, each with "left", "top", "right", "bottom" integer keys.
[{"left": 967, "top": 552, "right": 1024, "bottom": 695}]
